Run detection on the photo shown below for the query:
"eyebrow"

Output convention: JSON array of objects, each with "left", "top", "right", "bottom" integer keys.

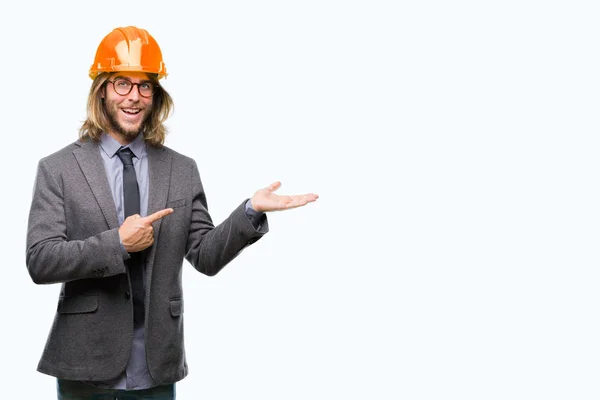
[{"left": 114, "top": 76, "right": 154, "bottom": 84}]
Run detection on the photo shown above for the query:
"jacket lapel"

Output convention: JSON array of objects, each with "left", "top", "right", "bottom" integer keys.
[
  {"left": 145, "top": 144, "right": 172, "bottom": 301},
  {"left": 146, "top": 144, "right": 172, "bottom": 230},
  {"left": 73, "top": 139, "right": 120, "bottom": 230}
]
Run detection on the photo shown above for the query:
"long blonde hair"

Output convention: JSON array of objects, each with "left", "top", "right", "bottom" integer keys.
[{"left": 79, "top": 73, "right": 174, "bottom": 147}]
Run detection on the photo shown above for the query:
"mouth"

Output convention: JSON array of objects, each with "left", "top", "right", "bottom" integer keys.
[
  {"left": 120, "top": 108, "right": 144, "bottom": 124},
  {"left": 121, "top": 108, "right": 142, "bottom": 115}
]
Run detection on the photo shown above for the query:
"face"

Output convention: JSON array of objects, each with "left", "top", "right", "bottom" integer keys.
[{"left": 102, "top": 72, "right": 154, "bottom": 143}]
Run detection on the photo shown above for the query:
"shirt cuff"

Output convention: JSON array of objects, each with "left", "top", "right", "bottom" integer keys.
[
  {"left": 244, "top": 199, "right": 265, "bottom": 230},
  {"left": 119, "top": 239, "right": 131, "bottom": 260}
]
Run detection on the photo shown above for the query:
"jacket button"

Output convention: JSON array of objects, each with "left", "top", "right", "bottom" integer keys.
[{"left": 125, "top": 291, "right": 131, "bottom": 299}]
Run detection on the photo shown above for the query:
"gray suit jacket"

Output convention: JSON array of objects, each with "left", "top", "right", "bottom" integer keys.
[{"left": 26, "top": 138, "right": 268, "bottom": 384}]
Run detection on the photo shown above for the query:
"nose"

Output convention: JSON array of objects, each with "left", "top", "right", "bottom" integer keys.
[{"left": 127, "top": 83, "right": 142, "bottom": 100}]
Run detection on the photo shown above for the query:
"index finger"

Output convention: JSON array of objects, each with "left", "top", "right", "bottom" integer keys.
[{"left": 144, "top": 208, "right": 174, "bottom": 223}]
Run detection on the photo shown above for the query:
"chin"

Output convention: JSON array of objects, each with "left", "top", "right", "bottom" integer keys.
[{"left": 119, "top": 122, "right": 142, "bottom": 135}]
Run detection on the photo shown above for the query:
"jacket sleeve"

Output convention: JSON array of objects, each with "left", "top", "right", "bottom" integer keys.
[
  {"left": 184, "top": 160, "right": 268, "bottom": 276},
  {"left": 26, "top": 159, "right": 127, "bottom": 284}
]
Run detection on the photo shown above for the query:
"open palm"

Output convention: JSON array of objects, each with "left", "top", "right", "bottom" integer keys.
[{"left": 250, "top": 181, "right": 319, "bottom": 213}]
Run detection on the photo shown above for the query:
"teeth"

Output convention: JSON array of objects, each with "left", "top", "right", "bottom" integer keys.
[{"left": 123, "top": 109, "right": 140, "bottom": 114}]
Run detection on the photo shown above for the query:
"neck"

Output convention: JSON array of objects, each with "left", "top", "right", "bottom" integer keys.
[{"left": 107, "top": 131, "right": 137, "bottom": 146}]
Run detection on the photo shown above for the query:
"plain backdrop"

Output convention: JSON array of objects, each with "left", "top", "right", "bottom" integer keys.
[{"left": 1, "top": 1, "right": 599, "bottom": 399}]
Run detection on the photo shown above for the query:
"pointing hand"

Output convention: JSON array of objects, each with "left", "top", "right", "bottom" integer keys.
[{"left": 118, "top": 208, "right": 174, "bottom": 253}]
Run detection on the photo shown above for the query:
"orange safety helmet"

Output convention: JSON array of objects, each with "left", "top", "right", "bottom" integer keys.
[{"left": 89, "top": 26, "right": 167, "bottom": 79}]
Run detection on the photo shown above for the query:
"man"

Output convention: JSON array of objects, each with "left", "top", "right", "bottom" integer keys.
[{"left": 26, "top": 26, "right": 318, "bottom": 399}]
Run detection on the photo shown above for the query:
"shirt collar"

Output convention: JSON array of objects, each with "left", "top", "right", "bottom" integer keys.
[{"left": 100, "top": 132, "right": 146, "bottom": 159}]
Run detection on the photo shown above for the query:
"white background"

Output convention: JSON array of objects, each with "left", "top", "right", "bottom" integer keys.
[{"left": 1, "top": 1, "right": 599, "bottom": 399}]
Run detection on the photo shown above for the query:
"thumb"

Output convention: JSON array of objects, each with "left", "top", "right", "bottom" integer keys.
[{"left": 266, "top": 181, "right": 281, "bottom": 192}]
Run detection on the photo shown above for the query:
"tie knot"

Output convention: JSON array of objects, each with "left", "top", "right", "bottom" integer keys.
[{"left": 117, "top": 147, "right": 135, "bottom": 166}]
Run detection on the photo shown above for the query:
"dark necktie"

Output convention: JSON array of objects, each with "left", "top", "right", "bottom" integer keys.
[{"left": 116, "top": 147, "right": 145, "bottom": 326}]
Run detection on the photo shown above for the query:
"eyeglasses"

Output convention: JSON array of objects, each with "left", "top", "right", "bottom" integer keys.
[{"left": 107, "top": 78, "right": 156, "bottom": 98}]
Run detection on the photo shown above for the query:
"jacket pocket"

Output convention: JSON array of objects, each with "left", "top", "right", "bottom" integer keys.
[
  {"left": 170, "top": 297, "right": 183, "bottom": 317},
  {"left": 57, "top": 294, "right": 98, "bottom": 314},
  {"left": 166, "top": 199, "right": 186, "bottom": 209}
]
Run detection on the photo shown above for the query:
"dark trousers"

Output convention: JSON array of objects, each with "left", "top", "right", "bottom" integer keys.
[{"left": 57, "top": 379, "right": 175, "bottom": 400}]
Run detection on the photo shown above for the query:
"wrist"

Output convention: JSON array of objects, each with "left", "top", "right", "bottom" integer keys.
[{"left": 249, "top": 197, "right": 259, "bottom": 212}]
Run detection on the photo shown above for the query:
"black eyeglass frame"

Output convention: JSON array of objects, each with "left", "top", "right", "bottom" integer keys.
[{"left": 106, "top": 78, "right": 157, "bottom": 98}]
